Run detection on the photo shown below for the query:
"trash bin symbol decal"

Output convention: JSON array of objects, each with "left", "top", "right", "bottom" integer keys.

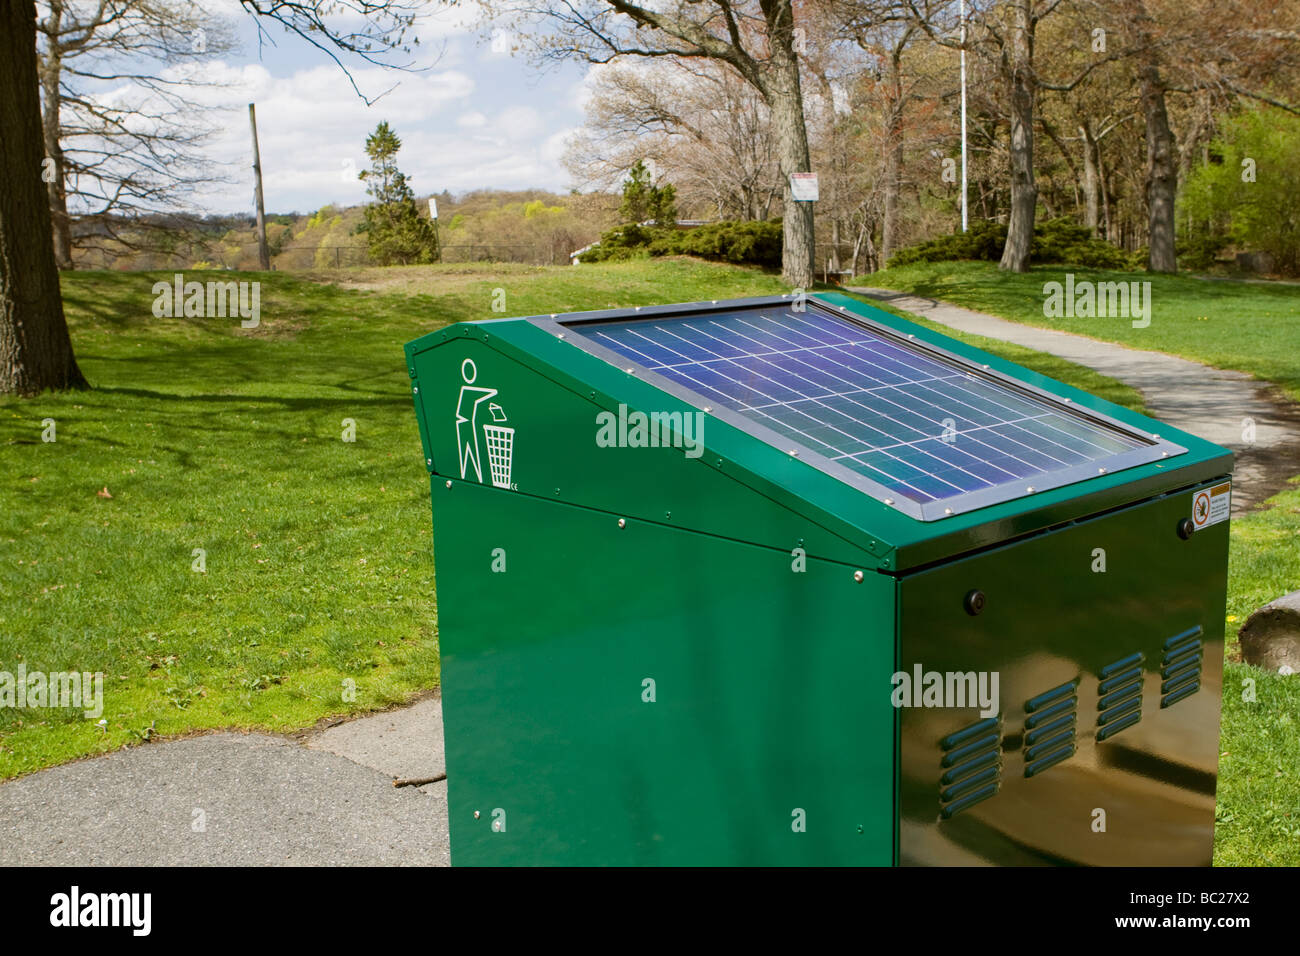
[{"left": 455, "top": 359, "right": 514, "bottom": 489}]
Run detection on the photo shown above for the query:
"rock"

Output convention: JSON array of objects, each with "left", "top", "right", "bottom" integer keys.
[{"left": 1238, "top": 591, "right": 1300, "bottom": 673}]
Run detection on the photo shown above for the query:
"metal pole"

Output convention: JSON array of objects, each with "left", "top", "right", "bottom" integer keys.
[
  {"left": 960, "top": 0, "right": 969, "bottom": 232},
  {"left": 248, "top": 103, "right": 270, "bottom": 269}
]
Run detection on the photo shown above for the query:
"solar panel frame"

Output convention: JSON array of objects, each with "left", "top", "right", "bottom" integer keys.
[{"left": 528, "top": 295, "right": 1187, "bottom": 521}]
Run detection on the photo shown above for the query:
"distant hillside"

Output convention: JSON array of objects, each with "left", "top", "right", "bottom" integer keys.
[{"left": 71, "top": 190, "right": 621, "bottom": 271}]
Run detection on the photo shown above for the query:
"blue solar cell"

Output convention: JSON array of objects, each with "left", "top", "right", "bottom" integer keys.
[{"left": 572, "top": 301, "right": 1158, "bottom": 514}]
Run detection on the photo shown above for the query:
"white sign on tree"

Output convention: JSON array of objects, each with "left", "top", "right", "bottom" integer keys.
[{"left": 790, "top": 172, "right": 819, "bottom": 202}]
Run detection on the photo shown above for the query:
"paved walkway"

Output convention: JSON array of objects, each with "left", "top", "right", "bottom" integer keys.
[
  {"left": 5, "top": 287, "right": 1298, "bottom": 866},
  {"left": 851, "top": 287, "right": 1300, "bottom": 513},
  {"left": 0, "top": 697, "right": 449, "bottom": 866}
]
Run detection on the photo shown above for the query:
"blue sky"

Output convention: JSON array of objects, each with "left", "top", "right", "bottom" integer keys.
[{"left": 188, "top": 3, "right": 593, "bottom": 215}]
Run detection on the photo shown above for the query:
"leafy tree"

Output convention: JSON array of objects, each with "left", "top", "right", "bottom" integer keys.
[
  {"left": 1182, "top": 109, "right": 1300, "bottom": 275},
  {"left": 355, "top": 121, "right": 439, "bottom": 266},
  {"left": 619, "top": 161, "right": 677, "bottom": 225}
]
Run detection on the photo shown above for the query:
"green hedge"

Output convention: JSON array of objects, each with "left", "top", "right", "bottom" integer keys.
[
  {"left": 580, "top": 220, "right": 782, "bottom": 268},
  {"left": 887, "top": 218, "right": 1138, "bottom": 270}
]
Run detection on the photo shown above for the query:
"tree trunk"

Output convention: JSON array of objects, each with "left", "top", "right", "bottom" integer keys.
[
  {"left": 1080, "top": 123, "right": 1100, "bottom": 236},
  {"left": 1139, "top": 64, "right": 1178, "bottom": 272},
  {"left": 0, "top": 0, "right": 87, "bottom": 396},
  {"left": 39, "top": 1, "right": 74, "bottom": 270},
  {"left": 880, "top": 48, "right": 905, "bottom": 266},
  {"left": 1125, "top": 1, "right": 1178, "bottom": 273},
  {"left": 999, "top": 2, "right": 1037, "bottom": 273},
  {"left": 764, "top": 37, "right": 814, "bottom": 289}
]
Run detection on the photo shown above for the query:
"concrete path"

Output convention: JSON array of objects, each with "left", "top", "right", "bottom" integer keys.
[
  {"left": 0, "top": 696, "right": 450, "bottom": 866},
  {"left": 851, "top": 287, "right": 1300, "bottom": 513}
]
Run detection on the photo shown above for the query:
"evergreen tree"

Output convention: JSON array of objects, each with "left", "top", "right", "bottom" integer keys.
[
  {"left": 355, "top": 122, "right": 440, "bottom": 266},
  {"left": 619, "top": 160, "right": 677, "bottom": 225}
]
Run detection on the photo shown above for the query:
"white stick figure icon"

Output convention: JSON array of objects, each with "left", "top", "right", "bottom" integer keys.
[{"left": 455, "top": 359, "right": 497, "bottom": 483}]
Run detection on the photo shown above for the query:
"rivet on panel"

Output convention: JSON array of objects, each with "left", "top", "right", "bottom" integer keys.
[
  {"left": 617, "top": 518, "right": 627, "bottom": 529},
  {"left": 853, "top": 570, "right": 865, "bottom": 583},
  {"left": 445, "top": 479, "right": 452, "bottom": 488}
]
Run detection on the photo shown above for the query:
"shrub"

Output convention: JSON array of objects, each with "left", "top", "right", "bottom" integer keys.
[
  {"left": 886, "top": 217, "right": 1135, "bottom": 270},
  {"left": 1176, "top": 233, "right": 1232, "bottom": 272},
  {"left": 579, "top": 220, "right": 782, "bottom": 268},
  {"left": 886, "top": 220, "right": 1008, "bottom": 267}
]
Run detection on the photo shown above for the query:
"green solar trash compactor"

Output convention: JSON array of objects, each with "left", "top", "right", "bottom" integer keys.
[{"left": 405, "top": 293, "right": 1231, "bottom": 867}]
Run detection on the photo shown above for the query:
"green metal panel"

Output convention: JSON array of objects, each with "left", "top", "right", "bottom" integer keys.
[
  {"left": 408, "top": 330, "right": 883, "bottom": 568},
  {"left": 433, "top": 478, "right": 897, "bottom": 866},
  {"left": 895, "top": 481, "right": 1227, "bottom": 865},
  {"left": 408, "top": 295, "right": 1233, "bottom": 570}
]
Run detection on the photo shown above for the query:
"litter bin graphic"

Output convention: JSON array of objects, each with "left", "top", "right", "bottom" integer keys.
[{"left": 405, "top": 293, "right": 1232, "bottom": 867}]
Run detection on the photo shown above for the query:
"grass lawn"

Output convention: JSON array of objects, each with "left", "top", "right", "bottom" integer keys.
[
  {"left": 0, "top": 259, "right": 793, "bottom": 779},
  {"left": 866, "top": 261, "right": 1300, "bottom": 402},
  {"left": 1218, "top": 482, "right": 1300, "bottom": 864}
]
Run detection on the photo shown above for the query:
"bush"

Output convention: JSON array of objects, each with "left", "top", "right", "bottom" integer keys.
[
  {"left": 886, "top": 217, "right": 1135, "bottom": 270},
  {"left": 1176, "top": 233, "right": 1231, "bottom": 272},
  {"left": 579, "top": 220, "right": 782, "bottom": 268},
  {"left": 654, "top": 220, "right": 783, "bottom": 268},
  {"left": 886, "top": 220, "right": 1007, "bottom": 267},
  {"left": 1031, "top": 218, "right": 1134, "bottom": 269}
]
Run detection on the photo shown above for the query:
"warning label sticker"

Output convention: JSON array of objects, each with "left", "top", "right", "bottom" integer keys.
[{"left": 1192, "top": 482, "right": 1231, "bottom": 530}]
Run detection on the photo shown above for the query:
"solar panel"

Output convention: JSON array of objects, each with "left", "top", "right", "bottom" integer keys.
[{"left": 543, "top": 298, "right": 1182, "bottom": 520}]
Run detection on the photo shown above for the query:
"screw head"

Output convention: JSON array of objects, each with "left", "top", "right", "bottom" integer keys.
[
  {"left": 445, "top": 479, "right": 452, "bottom": 488},
  {"left": 964, "top": 589, "right": 986, "bottom": 616},
  {"left": 412, "top": 386, "right": 419, "bottom": 394},
  {"left": 617, "top": 518, "right": 626, "bottom": 529},
  {"left": 853, "top": 570, "right": 864, "bottom": 583},
  {"left": 1177, "top": 517, "right": 1195, "bottom": 540},
  {"left": 474, "top": 810, "right": 480, "bottom": 820}
]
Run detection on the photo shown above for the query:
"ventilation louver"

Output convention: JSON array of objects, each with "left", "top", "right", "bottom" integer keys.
[
  {"left": 1096, "top": 652, "right": 1145, "bottom": 741},
  {"left": 938, "top": 716, "right": 1002, "bottom": 819},
  {"left": 1023, "top": 680, "right": 1078, "bottom": 777},
  {"left": 1160, "top": 626, "right": 1204, "bottom": 708}
]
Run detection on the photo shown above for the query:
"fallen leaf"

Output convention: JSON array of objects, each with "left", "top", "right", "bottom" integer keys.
[{"left": 97, "top": 486, "right": 113, "bottom": 499}]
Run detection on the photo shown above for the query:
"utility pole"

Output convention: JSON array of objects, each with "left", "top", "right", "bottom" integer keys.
[
  {"left": 249, "top": 103, "right": 270, "bottom": 270},
  {"left": 956, "top": 0, "right": 967, "bottom": 231}
]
